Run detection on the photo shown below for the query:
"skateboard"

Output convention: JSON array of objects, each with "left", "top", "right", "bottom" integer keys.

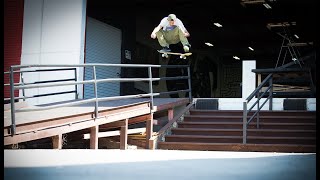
[{"left": 157, "top": 50, "right": 192, "bottom": 59}]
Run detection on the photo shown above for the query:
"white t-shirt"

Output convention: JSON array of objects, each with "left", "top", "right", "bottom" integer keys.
[{"left": 159, "top": 17, "right": 187, "bottom": 32}]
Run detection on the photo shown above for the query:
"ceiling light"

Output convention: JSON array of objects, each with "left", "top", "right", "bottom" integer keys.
[
  {"left": 263, "top": 3, "right": 272, "bottom": 9},
  {"left": 294, "top": 34, "right": 299, "bottom": 39},
  {"left": 233, "top": 56, "right": 240, "bottom": 60},
  {"left": 248, "top": 47, "right": 254, "bottom": 51},
  {"left": 213, "top": 23, "right": 223, "bottom": 27},
  {"left": 205, "top": 42, "right": 214, "bottom": 46}
]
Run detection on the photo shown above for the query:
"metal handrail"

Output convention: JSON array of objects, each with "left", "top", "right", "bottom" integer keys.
[
  {"left": 243, "top": 73, "right": 273, "bottom": 144},
  {"left": 4, "top": 68, "right": 77, "bottom": 101},
  {"left": 6, "top": 63, "right": 193, "bottom": 135}
]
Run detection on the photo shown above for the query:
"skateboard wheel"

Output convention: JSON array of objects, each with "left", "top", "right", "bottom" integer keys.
[
  {"left": 162, "top": 54, "right": 165, "bottom": 58},
  {"left": 180, "top": 55, "right": 183, "bottom": 59},
  {"left": 183, "top": 56, "right": 187, "bottom": 59}
]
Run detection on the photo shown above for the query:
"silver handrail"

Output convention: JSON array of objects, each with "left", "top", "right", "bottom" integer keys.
[
  {"left": 4, "top": 68, "right": 78, "bottom": 101},
  {"left": 5, "top": 63, "right": 193, "bottom": 135}
]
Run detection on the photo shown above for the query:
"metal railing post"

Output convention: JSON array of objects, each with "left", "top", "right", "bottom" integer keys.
[
  {"left": 243, "top": 101, "right": 247, "bottom": 144},
  {"left": 93, "top": 66, "right": 98, "bottom": 118},
  {"left": 9, "top": 67, "right": 16, "bottom": 135},
  {"left": 148, "top": 67, "right": 154, "bottom": 111},
  {"left": 257, "top": 91, "right": 260, "bottom": 129},
  {"left": 20, "top": 72, "right": 26, "bottom": 101},
  {"left": 269, "top": 75, "right": 273, "bottom": 110},
  {"left": 74, "top": 68, "right": 78, "bottom": 99},
  {"left": 187, "top": 66, "right": 192, "bottom": 103}
]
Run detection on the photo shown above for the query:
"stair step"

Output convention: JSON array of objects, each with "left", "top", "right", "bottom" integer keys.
[
  {"left": 189, "top": 109, "right": 316, "bottom": 117},
  {"left": 165, "top": 135, "right": 316, "bottom": 145},
  {"left": 171, "top": 128, "right": 316, "bottom": 137},
  {"left": 178, "top": 122, "right": 316, "bottom": 130},
  {"left": 158, "top": 142, "right": 316, "bottom": 153},
  {"left": 184, "top": 115, "right": 315, "bottom": 123},
  {"left": 161, "top": 109, "right": 316, "bottom": 153}
]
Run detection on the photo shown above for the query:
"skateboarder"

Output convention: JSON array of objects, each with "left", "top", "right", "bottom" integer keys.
[{"left": 150, "top": 14, "right": 191, "bottom": 53}]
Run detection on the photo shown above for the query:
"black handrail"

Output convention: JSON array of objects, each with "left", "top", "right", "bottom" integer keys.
[{"left": 243, "top": 73, "right": 273, "bottom": 144}]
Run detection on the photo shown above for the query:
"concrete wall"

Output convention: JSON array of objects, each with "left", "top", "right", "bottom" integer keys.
[{"left": 20, "top": 0, "right": 86, "bottom": 105}]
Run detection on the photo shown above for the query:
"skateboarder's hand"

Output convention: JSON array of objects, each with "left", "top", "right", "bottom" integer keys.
[
  {"left": 184, "top": 32, "right": 190, "bottom": 37},
  {"left": 151, "top": 33, "right": 156, "bottom": 39}
]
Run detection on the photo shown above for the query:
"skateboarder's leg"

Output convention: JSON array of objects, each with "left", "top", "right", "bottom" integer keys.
[
  {"left": 176, "top": 28, "right": 191, "bottom": 52},
  {"left": 156, "top": 30, "right": 170, "bottom": 51}
]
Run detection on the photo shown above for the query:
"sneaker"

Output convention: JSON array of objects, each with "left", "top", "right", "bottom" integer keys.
[
  {"left": 183, "top": 45, "right": 191, "bottom": 52},
  {"left": 160, "top": 46, "right": 171, "bottom": 52}
]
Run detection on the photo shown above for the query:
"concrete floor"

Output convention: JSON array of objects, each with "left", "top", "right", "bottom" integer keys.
[{"left": 4, "top": 149, "right": 316, "bottom": 180}]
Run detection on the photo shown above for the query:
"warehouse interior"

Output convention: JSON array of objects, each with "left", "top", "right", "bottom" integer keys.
[{"left": 87, "top": 0, "right": 316, "bottom": 98}]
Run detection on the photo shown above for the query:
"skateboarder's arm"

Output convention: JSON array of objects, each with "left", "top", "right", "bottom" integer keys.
[
  {"left": 151, "top": 25, "right": 163, "bottom": 39},
  {"left": 176, "top": 19, "right": 190, "bottom": 37}
]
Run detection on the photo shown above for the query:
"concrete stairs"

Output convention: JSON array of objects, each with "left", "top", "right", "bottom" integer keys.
[{"left": 158, "top": 109, "right": 316, "bottom": 152}]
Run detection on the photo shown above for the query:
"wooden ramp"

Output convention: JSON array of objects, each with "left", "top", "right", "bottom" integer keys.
[{"left": 4, "top": 98, "right": 189, "bottom": 148}]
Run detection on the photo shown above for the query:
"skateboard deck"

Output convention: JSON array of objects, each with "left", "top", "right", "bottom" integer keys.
[{"left": 157, "top": 50, "right": 192, "bottom": 59}]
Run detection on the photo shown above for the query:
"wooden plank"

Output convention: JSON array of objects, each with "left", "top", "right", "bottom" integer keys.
[
  {"left": 83, "top": 128, "right": 146, "bottom": 139},
  {"left": 266, "top": 22, "right": 296, "bottom": 30},
  {"left": 4, "top": 113, "right": 93, "bottom": 137},
  {"left": 168, "top": 108, "right": 174, "bottom": 120},
  {"left": 90, "top": 125, "right": 98, "bottom": 149},
  {"left": 3, "top": 100, "right": 150, "bottom": 127},
  {"left": 145, "top": 113, "right": 153, "bottom": 149},
  {"left": 120, "top": 119, "right": 128, "bottom": 150},
  {"left": 257, "top": 74, "right": 261, "bottom": 86},
  {"left": 149, "top": 138, "right": 156, "bottom": 150},
  {"left": 154, "top": 98, "right": 189, "bottom": 111},
  {"left": 99, "top": 114, "right": 151, "bottom": 130},
  {"left": 287, "top": 42, "right": 313, "bottom": 47},
  {"left": 4, "top": 102, "right": 150, "bottom": 136},
  {"left": 52, "top": 134, "right": 62, "bottom": 149},
  {"left": 158, "top": 142, "right": 316, "bottom": 153},
  {"left": 4, "top": 106, "right": 150, "bottom": 145}
]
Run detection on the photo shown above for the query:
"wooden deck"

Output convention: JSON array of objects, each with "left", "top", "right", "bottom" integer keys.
[{"left": 4, "top": 98, "right": 189, "bottom": 147}]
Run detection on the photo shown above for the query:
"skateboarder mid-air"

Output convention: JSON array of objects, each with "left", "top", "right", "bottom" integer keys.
[{"left": 150, "top": 14, "right": 191, "bottom": 53}]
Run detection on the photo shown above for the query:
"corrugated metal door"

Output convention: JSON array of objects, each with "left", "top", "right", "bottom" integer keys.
[
  {"left": 84, "top": 17, "right": 121, "bottom": 99},
  {"left": 4, "top": 0, "right": 24, "bottom": 99}
]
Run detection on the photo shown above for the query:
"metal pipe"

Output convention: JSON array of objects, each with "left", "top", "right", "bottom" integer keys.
[
  {"left": 93, "top": 66, "right": 98, "bottom": 118},
  {"left": 14, "top": 77, "right": 190, "bottom": 90},
  {"left": 11, "top": 63, "right": 189, "bottom": 69},
  {"left": 187, "top": 66, "right": 192, "bottom": 103},
  {"left": 243, "top": 101, "right": 247, "bottom": 144},
  {"left": 148, "top": 67, "right": 154, "bottom": 111},
  {"left": 269, "top": 76, "right": 273, "bottom": 110},
  {"left": 257, "top": 91, "right": 260, "bottom": 129},
  {"left": 9, "top": 67, "right": 16, "bottom": 135},
  {"left": 74, "top": 68, "right": 78, "bottom": 99}
]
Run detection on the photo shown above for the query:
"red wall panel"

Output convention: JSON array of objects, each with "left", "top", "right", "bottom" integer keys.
[{"left": 4, "top": 0, "right": 24, "bottom": 98}]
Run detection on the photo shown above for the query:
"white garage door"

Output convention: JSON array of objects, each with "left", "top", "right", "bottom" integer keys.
[{"left": 84, "top": 17, "right": 121, "bottom": 99}]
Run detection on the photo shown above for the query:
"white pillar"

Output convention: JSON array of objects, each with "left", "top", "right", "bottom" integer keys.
[{"left": 242, "top": 60, "right": 256, "bottom": 98}]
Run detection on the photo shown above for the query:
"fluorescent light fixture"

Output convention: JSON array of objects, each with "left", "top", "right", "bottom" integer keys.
[
  {"left": 248, "top": 47, "right": 254, "bottom": 51},
  {"left": 233, "top": 56, "right": 240, "bottom": 60},
  {"left": 213, "top": 23, "right": 223, "bottom": 27},
  {"left": 294, "top": 34, "right": 299, "bottom": 39},
  {"left": 263, "top": 3, "right": 272, "bottom": 9},
  {"left": 205, "top": 42, "right": 214, "bottom": 46}
]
